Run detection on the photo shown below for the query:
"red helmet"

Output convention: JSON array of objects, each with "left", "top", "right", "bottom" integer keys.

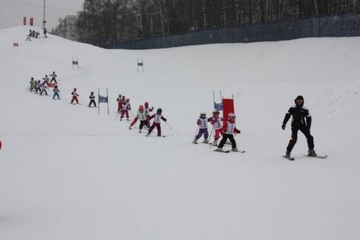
[{"left": 139, "top": 105, "right": 144, "bottom": 111}]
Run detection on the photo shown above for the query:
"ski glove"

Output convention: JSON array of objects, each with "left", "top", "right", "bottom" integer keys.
[{"left": 281, "top": 124, "right": 286, "bottom": 130}]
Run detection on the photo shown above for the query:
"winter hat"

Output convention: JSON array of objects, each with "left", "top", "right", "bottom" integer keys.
[{"left": 295, "top": 95, "right": 304, "bottom": 101}]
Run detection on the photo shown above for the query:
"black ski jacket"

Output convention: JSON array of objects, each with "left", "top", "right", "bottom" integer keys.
[{"left": 283, "top": 105, "right": 312, "bottom": 129}]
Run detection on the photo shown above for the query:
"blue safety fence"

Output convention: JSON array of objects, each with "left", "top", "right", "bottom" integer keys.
[{"left": 105, "top": 13, "right": 360, "bottom": 49}]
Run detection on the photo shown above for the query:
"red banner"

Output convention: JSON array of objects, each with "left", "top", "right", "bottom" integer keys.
[{"left": 222, "top": 98, "right": 235, "bottom": 124}]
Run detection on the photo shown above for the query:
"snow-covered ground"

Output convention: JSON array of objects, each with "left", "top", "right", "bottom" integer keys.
[{"left": 0, "top": 26, "right": 359, "bottom": 240}]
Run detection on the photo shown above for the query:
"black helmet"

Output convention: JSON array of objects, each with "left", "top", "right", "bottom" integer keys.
[
  {"left": 295, "top": 95, "right": 304, "bottom": 101},
  {"left": 157, "top": 108, "right": 162, "bottom": 114}
]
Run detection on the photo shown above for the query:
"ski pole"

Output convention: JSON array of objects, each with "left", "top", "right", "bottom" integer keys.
[
  {"left": 208, "top": 126, "right": 214, "bottom": 143},
  {"left": 193, "top": 126, "right": 199, "bottom": 139},
  {"left": 114, "top": 112, "right": 120, "bottom": 120},
  {"left": 130, "top": 109, "right": 135, "bottom": 118},
  {"left": 165, "top": 121, "right": 172, "bottom": 129}
]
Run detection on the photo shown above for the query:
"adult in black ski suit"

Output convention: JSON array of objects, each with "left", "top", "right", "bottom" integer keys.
[{"left": 282, "top": 95, "right": 316, "bottom": 157}]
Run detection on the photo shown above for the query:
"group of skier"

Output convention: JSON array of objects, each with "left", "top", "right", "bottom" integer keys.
[
  {"left": 116, "top": 94, "right": 132, "bottom": 121},
  {"left": 29, "top": 72, "right": 58, "bottom": 97},
  {"left": 122, "top": 98, "right": 167, "bottom": 137},
  {"left": 28, "top": 77, "right": 318, "bottom": 158},
  {"left": 28, "top": 73, "right": 98, "bottom": 107},
  {"left": 191, "top": 95, "right": 317, "bottom": 157},
  {"left": 192, "top": 109, "right": 241, "bottom": 152}
]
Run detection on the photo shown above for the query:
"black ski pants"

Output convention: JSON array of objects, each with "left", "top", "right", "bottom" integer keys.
[
  {"left": 287, "top": 125, "right": 314, "bottom": 153},
  {"left": 89, "top": 100, "right": 96, "bottom": 107},
  {"left": 139, "top": 120, "right": 149, "bottom": 130},
  {"left": 218, "top": 133, "right": 237, "bottom": 149},
  {"left": 50, "top": 78, "right": 57, "bottom": 84}
]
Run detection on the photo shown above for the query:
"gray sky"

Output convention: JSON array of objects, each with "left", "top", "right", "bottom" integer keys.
[{"left": 0, "top": 0, "right": 83, "bottom": 30}]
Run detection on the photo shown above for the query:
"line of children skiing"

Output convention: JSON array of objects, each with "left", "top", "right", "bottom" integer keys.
[
  {"left": 116, "top": 95, "right": 133, "bottom": 121},
  {"left": 190, "top": 94, "right": 318, "bottom": 157},
  {"left": 28, "top": 74, "right": 98, "bottom": 107},
  {"left": 192, "top": 110, "right": 241, "bottom": 152},
  {"left": 29, "top": 76, "right": 49, "bottom": 96},
  {"left": 127, "top": 101, "right": 169, "bottom": 137},
  {"left": 28, "top": 77, "right": 319, "bottom": 157}
]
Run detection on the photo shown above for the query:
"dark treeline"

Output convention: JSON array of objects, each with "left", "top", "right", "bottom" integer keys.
[{"left": 63, "top": 0, "right": 360, "bottom": 46}]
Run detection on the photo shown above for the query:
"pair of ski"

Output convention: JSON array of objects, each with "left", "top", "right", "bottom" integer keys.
[
  {"left": 214, "top": 149, "right": 246, "bottom": 153},
  {"left": 283, "top": 155, "right": 328, "bottom": 161},
  {"left": 145, "top": 134, "right": 165, "bottom": 138}
]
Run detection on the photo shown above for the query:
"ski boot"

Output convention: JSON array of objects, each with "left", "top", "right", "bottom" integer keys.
[
  {"left": 231, "top": 147, "right": 239, "bottom": 152},
  {"left": 139, "top": 129, "right": 142, "bottom": 133},
  {"left": 203, "top": 139, "right": 209, "bottom": 144},
  {"left": 192, "top": 139, "right": 198, "bottom": 144},
  {"left": 308, "top": 149, "right": 317, "bottom": 157}
]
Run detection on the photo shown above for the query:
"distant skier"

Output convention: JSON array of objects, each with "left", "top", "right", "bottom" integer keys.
[
  {"left": 282, "top": 95, "right": 316, "bottom": 158},
  {"left": 50, "top": 71, "right": 57, "bottom": 84},
  {"left": 144, "top": 101, "right": 154, "bottom": 128},
  {"left": 210, "top": 109, "right": 223, "bottom": 146},
  {"left": 42, "top": 75, "right": 50, "bottom": 87},
  {"left": 215, "top": 113, "right": 241, "bottom": 152},
  {"left": 120, "top": 98, "right": 131, "bottom": 121},
  {"left": 43, "top": 27, "right": 47, "bottom": 38},
  {"left": 34, "top": 80, "right": 42, "bottom": 94},
  {"left": 116, "top": 94, "right": 122, "bottom": 112},
  {"left": 70, "top": 88, "right": 79, "bottom": 104},
  {"left": 129, "top": 105, "right": 149, "bottom": 133},
  {"left": 89, "top": 91, "right": 96, "bottom": 107},
  {"left": 192, "top": 112, "right": 211, "bottom": 144},
  {"left": 29, "top": 77, "right": 35, "bottom": 91},
  {"left": 53, "top": 85, "right": 60, "bottom": 100},
  {"left": 146, "top": 108, "right": 167, "bottom": 137},
  {"left": 40, "top": 83, "right": 48, "bottom": 96}
]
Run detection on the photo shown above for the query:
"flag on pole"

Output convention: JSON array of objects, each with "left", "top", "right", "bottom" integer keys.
[
  {"left": 214, "top": 102, "right": 223, "bottom": 111},
  {"left": 98, "top": 95, "right": 108, "bottom": 103},
  {"left": 98, "top": 88, "right": 110, "bottom": 115}
]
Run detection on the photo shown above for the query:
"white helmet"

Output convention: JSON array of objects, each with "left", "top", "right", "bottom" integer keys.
[
  {"left": 200, "top": 111, "right": 206, "bottom": 115},
  {"left": 228, "top": 113, "right": 236, "bottom": 119}
]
